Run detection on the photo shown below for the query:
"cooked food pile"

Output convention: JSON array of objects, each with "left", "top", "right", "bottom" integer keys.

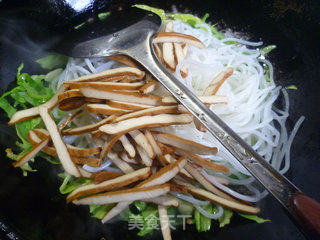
[{"left": 1, "top": 5, "right": 305, "bottom": 240}]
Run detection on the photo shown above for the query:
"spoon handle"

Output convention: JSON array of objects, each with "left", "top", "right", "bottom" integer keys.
[
  {"left": 124, "top": 33, "right": 320, "bottom": 239},
  {"left": 289, "top": 192, "right": 320, "bottom": 238}
]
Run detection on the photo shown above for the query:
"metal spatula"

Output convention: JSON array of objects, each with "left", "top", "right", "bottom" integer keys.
[{"left": 54, "top": 8, "right": 320, "bottom": 239}]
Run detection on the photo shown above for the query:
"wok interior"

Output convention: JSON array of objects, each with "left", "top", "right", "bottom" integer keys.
[{"left": 0, "top": 0, "right": 319, "bottom": 239}]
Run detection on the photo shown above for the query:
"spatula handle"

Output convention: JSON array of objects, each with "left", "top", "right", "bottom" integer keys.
[
  {"left": 123, "top": 31, "right": 319, "bottom": 239},
  {"left": 289, "top": 192, "right": 320, "bottom": 239}
]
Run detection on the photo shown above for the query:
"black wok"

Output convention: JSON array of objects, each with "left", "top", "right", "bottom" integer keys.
[{"left": 0, "top": 0, "right": 319, "bottom": 239}]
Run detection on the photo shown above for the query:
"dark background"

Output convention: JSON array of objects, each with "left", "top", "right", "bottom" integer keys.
[{"left": 0, "top": 0, "right": 319, "bottom": 239}]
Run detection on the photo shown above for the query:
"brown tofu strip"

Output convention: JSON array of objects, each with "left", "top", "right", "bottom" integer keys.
[
  {"left": 153, "top": 32, "right": 205, "bottom": 49},
  {"left": 162, "top": 21, "right": 176, "bottom": 71},
  {"left": 66, "top": 81, "right": 145, "bottom": 91},
  {"left": 193, "top": 117, "right": 207, "bottom": 133},
  {"left": 67, "top": 167, "right": 151, "bottom": 202},
  {"left": 174, "top": 147, "right": 229, "bottom": 174},
  {"left": 78, "top": 167, "right": 93, "bottom": 178},
  {"left": 71, "top": 156, "right": 102, "bottom": 167},
  {"left": 27, "top": 129, "right": 42, "bottom": 144},
  {"left": 181, "top": 43, "right": 188, "bottom": 57},
  {"left": 173, "top": 42, "right": 188, "bottom": 78},
  {"left": 107, "top": 150, "right": 134, "bottom": 174},
  {"left": 157, "top": 142, "right": 175, "bottom": 155},
  {"left": 163, "top": 42, "right": 176, "bottom": 70},
  {"left": 128, "top": 130, "right": 155, "bottom": 159},
  {"left": 101, "top": 157, "right": 186, "bottom": 223},
  {"left": 137, "top": 157, "right": 186, "bottom": 188},
  {"left": 141, "top": 195, "right": 179, "bottom": 207},
  {"left": 100, "top": 135, "right": 122, "bottom": 158},
  {"left": 35, "top": 128, "right": 102, "bottom": 154},
  {"left": 32, "top": 129, "right": 101, "bottom": 157},
  {"left": 161, "top": 154, "right": 194, "bottom": 181},
  {"left": 153, "top": 43, "right": 164, "bottom": 63},
  {"left": 30, "top": 129, "right": 102, "bottom": 157},
  {"left": 108, "top": 55, "right": 142, "bottom": 69},
  {"left": 158, "top": 205, "right": 172, "bottom": 240},
  {"left": 27, "top": 131, "right": 58, "bottom": 157},
  {"left": 170, "top": 182, "right": 189, "bottom": 194},
  {"left": 188, "top": 186, "right": 260, "bottom": 215},
  {"left": 87, "top": 104, "right": 132, "bottom": 116},
  {"left": 184, "top": 163, "right": 234, "bottom": 201},
  {"left": 119, "top": 151, "right": 139, "bottom": 164},
  {"left": 58, "top": 89, "right": 83, "bottom": 102},
  {"left": 98, "top": 75, "right": 133, "bottom": 82},
  {"left": 80, "top": 88, "right": 162, "bottom": 106},
  {"left": 144, "top": 130, "right": 162, "bottom": 160},
  {"left": 58, "top": 97, "right": 86, "bottom": 111},
  {"left": 13, "top": 137, "right": 49, "bottom": 167},
  {"left": 152, "top": 131, "right": 217, "bottom": 155},
  {"left": 92, "top": 171, "right": 124, "bottom": 184},
  {"left": 203, "top": 68, "right": 233, "bottom": 96},
  {"left": 63, "top": 115, "right": 115, "bottom": 135},
  {"left": 106, "top": 100, "right": 152, "bottom": 111},
  {"left": 102, "top": 201, "right": 129, "bottom": 223},
  {"left": 58, "top": 109, "right": 83, "bottom": 131},
  {"left": 67, "top": 67, "right": 145, "bottom": 82},
  {"left": 115, "top": 105, "right": 178, "bottom": 123},
  {"left": 100, "top": 114, "right": 192, "bottom": 135},
  {"left": 73, "top": 184, "right": 170, "bottom": 205},
  {"left": 139, "top": 80, "right": 158, "bottom": 94},
  {"left": 39, "top": 106, "right": 80, "bottom": 177},
  {"left": 165, "top": 21, "right": 174, "bottom": 32},
  {"left": 8, "top": 107, "right": 40, "bottom": 126},
  {"left": 136, "top": 145, "right": 153, "bottom": 167},
  {"left": 119, "top": 134, "right": 136, "bottom": 158},
  {"left": 84, "top": 97, "right": 105, "bottom": 103},
  {"left": 65, "top": 145, "right": 102, "bottom": 157}
]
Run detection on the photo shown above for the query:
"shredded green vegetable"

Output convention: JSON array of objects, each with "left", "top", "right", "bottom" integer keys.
[
  {"left": 260, "top": 45, "right": 277, "bottom": 56},
  {"left": 58, "top": 173, "right": 92, "bottom": 195},
  {"left": 90, "top": 204, "right": 115, "bottom": 219},
  {"left": 0, "top": 97, "right": 16, "bottom": 118},
  {"left": 286, "top": 85, "right": 298, "bottom": 90},
  {"left": 177, "top": 199, "right": 194, "bottom": 215},
  {"left": 194, "top": 204, "right": 213, "bottom": 232},
  {"left": 133, "top": 5, "right": 167, "bottom": 20},
  {"left": 0, "top": 63, "right": 56, "bottom": 174},
  {"left": 134, "top": 201, "right": 147, "bottom": 212},
  {"left": 74, "top": 22, "right": 86, "bottom": 30},
  {"left": 219, "top": 208, "right": 233, "bottom": 227},
  {"left": 134, "top": 4, "right": 224, "bottom": 39},
  {"left": 36, "top": 54, "right": 69, "bottom": 70},
  {"left": 5, "top": 146, "right": 35, "bottom": 176},
  {"left": 98, "top": 11, "right": 111, "bottom": 21},
  {"left": 238, "top": 213, "right": 270, "bottom": 223},
  {"left": 138, "top": 204, "right": 159, "bottom": 236}
]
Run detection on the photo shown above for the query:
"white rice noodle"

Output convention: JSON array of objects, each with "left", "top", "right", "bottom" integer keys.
[
  {"left": 278, "top": 116, "right": 305, "bottom": 174},
  {"left": 202, "top": 169, "right": 262, "bottom": 202},
  {"left": 195, "top": 204, "right": 224, "bottom": 219},
  {"left": 170, "top": 192, "right": 210, "bottom": 206},
  {"left": 221, "top": 38, "right": 263, "bottom": 47},
  {"left": 62, "top": 135, "right": 79, "bottom": 145},
  {"left": 82, "top": 160, "right": 122, "bottom": 173}
]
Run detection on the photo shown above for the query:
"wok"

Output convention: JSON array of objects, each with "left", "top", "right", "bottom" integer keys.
[{"left": 0, "top": 0, "right": 319, "bottom": 239}]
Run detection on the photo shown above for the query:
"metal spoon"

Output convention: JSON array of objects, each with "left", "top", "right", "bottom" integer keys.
[{"left": 54, "top": 8, "right": 320, "bottom": 239}]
